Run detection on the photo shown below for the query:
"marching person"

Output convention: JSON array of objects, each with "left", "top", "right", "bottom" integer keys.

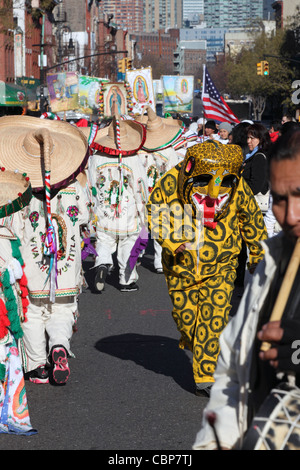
[
  {"left": 147, "top": 139, "right": 267, "bottom": 396},
  {"left": 197, "top": 120, "right": 218, "bottom": 143},
  {"left": 0, "top": 115, "right": 90, "bottom": 385},
  {"left": 138, "top": 107, "right": 185, "bottom": 273},
  {"left": 193, "top": 128, "right": 300, "bottom": 450},
  {"left": 0, "top": 169, "right": 36, "bottom": 434},
  {"left": 88, "top": 114, "right": 148, "bottom": 292},
  {"left": 243, "top": 123, "right": 270, "bottom": 200}
]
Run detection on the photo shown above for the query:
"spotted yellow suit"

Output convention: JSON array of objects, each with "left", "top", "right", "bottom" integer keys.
[{"left": 147, "top": 159, "right": 267, "bottom": 385}]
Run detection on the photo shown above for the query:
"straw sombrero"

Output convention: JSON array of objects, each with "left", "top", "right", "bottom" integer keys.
[
  {"left": 91, "top": 115, "right": 146, "bottom": 156},
  {"left": 0, "top": 115, "right": 89, "bottom": 191},
  {"left": 0, "top": 168, "right": 32, "bottom": 219},
  {"left": 135, "top": 111, "right": 184, "bottom": 129},
  {"left": 163, "top": 115, "right": 184, "bottom": 129},
  {"left": 142, "top": 106, "right": 185, "bottom": 151}
]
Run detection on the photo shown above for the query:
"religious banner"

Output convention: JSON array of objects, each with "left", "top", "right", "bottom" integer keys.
[
  {"left": 162, "top": 75, "right": 194, "bottom": 114},
  {"left": 101, "top": 82, "right": 128, "bottom": 118},
  {"left": 78, "top": 75, "right": 109, "bottom": 115},
  {"left": 46, "top": 72, "right": 79, "bottom": 113},
  {"left": 125, "top": 67, "right": 155, "bottom": 115}
]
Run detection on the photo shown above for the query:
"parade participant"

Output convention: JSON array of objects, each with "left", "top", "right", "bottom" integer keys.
[
  {"left": 173, "top": 128, "right": 198, "bottom": 162},
  {"left": 218, "top": 122, "right": 233, "bottom": 144},
  {"left": 197, "top": 120, "right": 218, "bottom": 143},
  {"left": 0, "top": 115, "right": 90, "bottom": 385},
  {"left": 243, "top": 123, "right": 270, "bottom": 198},
  {"left": 138, "top": 107, "right": 186, "bottom": 273},
  {"left": 193, "top": 129, "right": 300, "bottom": 450},
  {"left": 88, "top": 114, "right": 148, "bottom": 292},
  {"left": 269, "top": 119, "right": 281, "bottom": 143},
  {"left": 242, "top": 123, "right": 271, "bottom": 286},
  {"left": 147, "top": 139, "right": 267, "bottom": 396},
  {"left": 0, "top": 169, "right": 36, "bottom": 434},
  {"left": 76, "top": 124, "right": 99, "bottom": 286}
]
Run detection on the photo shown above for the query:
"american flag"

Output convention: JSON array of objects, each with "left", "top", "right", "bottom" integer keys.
[{"left": 202, "top": 66, "right": 240, "bottom": 124}]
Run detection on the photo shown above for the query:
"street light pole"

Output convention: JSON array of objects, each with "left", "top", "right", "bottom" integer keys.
[
  {"left": 45, "top": 49, "right": 128, "bottom": 72},
  {"left": 40, "top": 12, "right": 46, "bottom": 113}
]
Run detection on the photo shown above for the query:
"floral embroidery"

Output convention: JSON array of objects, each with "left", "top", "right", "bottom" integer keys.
[
  {"left": 123, "top": 175, "right": 129, "bottom": 189},
  {"left": 29, "top": 211, "right": 39, "bottom": 231},
  {"left": 147, "top": 165, "right": 158, "bottom": 193},
  {"left": 66, "top": 205, "right": 79, "bottom": 225},
  {"left": 96, "top": 174, "right": 106, "bottom": 188}
]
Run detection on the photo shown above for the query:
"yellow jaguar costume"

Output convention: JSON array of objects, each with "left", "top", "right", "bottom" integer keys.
[{"left": 147, "top": 140, "right": 267, "bottom": 388}]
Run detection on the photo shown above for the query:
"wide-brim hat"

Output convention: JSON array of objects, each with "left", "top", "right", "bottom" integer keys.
[
  {"left": 91, "top": 115, "right": 146, "bottom": 156},
  {"left": 135, "top": 111, "right": 184, "bottom": 130},
  {"left": 163, "top": 115, "right": 184, "bottom": 128},
  {"left": 142, "top": 106, "right": 185, "bottom": 151},
  {"left": 0, "top": 115, "right": 89, "bottom": 191},
  {"left": 0, "top": 168, "right": 32, "bottom": 218}
]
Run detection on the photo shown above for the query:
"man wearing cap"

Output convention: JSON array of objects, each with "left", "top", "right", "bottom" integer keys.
[
  {"left": 0, "top": 115, "right": 90, "bottom": 385},
  {"left": 198, "top": 120, "right": 219, "bottom": 143},
  {"left": 147, "top": 140, "right": 267, "bottom": 396},
  {"left": 88, "top": 114, "right": 148, "bottom": 292}
]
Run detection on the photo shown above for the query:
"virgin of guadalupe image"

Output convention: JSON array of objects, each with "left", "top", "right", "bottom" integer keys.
[
  {"left": 181, "top": 79, "right": 188, "bottom": 94},
  {"left": 134, "top": 76, "right": 148, "bottom": 103},
  {"left": 107, "top": 86, "right": 124, "bottom": 116}
]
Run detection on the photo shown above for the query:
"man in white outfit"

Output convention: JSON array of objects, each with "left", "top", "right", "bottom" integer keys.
[
  {"left": 138, "top": 107, "right": 185, "bottom": 273},
  {"left": 89, "top": 115, "right": 148, "bottom": 292},
  {"left": 0, "top": 116, "right": 90, "bottom": 385}
]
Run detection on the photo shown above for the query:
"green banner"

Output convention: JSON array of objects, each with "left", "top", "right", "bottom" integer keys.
[
  {"left": 16, "top": 77, "right": 40, "bottom": 89},
  {"left": 0, "top": 81, "right": 27, "bottom": 106}
]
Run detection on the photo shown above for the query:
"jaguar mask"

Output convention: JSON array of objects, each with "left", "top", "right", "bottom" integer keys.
[{"left": 178, "top": 140, "right": 243, "bottom": 229}]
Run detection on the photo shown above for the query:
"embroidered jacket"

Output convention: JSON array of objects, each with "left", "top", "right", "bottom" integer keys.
[
  {"left": 88, "top": 152, "right": 148, "bottom": 236},
  {"left": 138, "top": 147, "right": 179, "bottom": 194},
  {"left": 9, "top": 182, "right": 89, "bottom": 299}
]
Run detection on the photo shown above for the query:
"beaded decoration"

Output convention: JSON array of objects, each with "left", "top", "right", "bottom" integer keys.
[{"left": 0, "top": 168, "right": 32, "bottom": 219}]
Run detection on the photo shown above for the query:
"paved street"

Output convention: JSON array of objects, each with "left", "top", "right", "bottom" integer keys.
[{"left": 0, "top": 243, "right": 242, "bottom": 451}]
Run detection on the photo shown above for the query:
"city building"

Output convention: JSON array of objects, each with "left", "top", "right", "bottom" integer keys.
[
  {"left": 144, "top": 0, "right": 183, "bottom": 32},
  {"left": 272, "top": 0, "right": 299, "bottom": 29},
  {"left": 173, "top": 39, "right": 206, "bottom": 76},
  {"left": 182, "top": 0, "right": 204, "bottom": 24},
  {"left": 100, "top": 0, "right": 144, "bottom": 33},
  {"left": 203, "top": 0, "right": 264, "bottom": 28},
  {"left": 180, "top": 27, "right": 227, "bottom": 62},
  {"left": 225, "top": 21, "right": 276, "bottom": 57},
  {"left": 130, "top": 29, "right": 179, "bottom": 77}
]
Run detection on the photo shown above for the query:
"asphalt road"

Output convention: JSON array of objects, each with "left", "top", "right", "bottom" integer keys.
[{"left": 0, "top": 243, "right": 242, "bottom": 452}]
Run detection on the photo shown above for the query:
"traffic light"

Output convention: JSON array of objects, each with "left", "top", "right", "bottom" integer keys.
[
  {"left": 125, "top": 58, "right": 132, "bottom": 70},
  {"left": 262, "top": 61, "right": 269, "bottom": 76},
  {"left": 118, "top": 59, "right": 125, "bottom": 74},
  {"left": 256, "top": 62, "right": 262, "bottom": 75}
]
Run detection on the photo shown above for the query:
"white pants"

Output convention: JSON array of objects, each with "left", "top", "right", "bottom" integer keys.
[
  {"left": 21, "top": 296, "right": 76, "bottom": 373},
  {"left": 154, "top": 239, "right": 163, "bottom": 270},
  {"left": 94, "top": 231, "right": 139, "bottom": 285}
]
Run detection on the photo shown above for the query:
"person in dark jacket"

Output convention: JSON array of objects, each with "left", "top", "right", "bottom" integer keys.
[{"left": 242, "top": 123, "right": 270, "bottom": 196}]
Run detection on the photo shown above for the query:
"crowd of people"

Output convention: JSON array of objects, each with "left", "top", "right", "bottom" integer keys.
[{"left": 0, "top": 108, "right": 300, "bottom": 449}]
